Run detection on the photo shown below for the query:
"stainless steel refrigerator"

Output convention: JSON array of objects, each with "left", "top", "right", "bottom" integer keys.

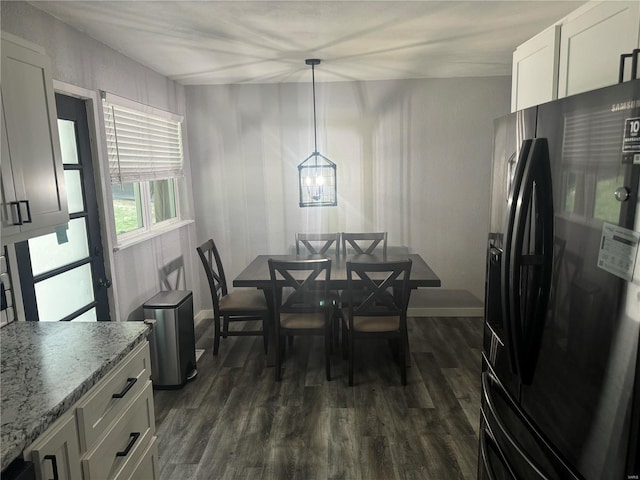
[{"left": 480, "top": 78, "right": 640, "bottom": 479}]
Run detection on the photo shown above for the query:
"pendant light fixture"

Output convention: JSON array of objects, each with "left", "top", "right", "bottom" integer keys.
[{"left": 298, "top": 59, "right": 337, "bottom": 207}]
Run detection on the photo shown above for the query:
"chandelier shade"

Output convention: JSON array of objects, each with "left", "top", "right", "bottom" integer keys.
[{"left": 298, "top": 59, "right": 337, "bottom": 207}]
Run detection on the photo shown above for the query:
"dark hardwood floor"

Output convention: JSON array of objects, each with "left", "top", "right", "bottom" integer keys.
[{"left": 153, "top": 315, "right": 483, "bottom": 479}]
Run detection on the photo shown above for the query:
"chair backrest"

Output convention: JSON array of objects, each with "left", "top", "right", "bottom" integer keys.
[
  {"left": 196, "top": 239, "right": 228, "bottom": 310},
  {"left": 345, "top": 259, "right": 412, "bottom": 321},
  {"left": 342, "top": 232, "right": 388, "bottom": 256},
  {"left": 268, "top": 258, "right": 332, "bottom": 314},
  {"left": 295, "top": 232, "right": 341, "bottom": 258},
  {"left": 159, "top": 255, "right": 186, "bottom": 290}
]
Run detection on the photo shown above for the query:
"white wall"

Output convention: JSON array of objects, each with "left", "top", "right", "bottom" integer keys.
[
  {"left": 186, "top": 76, "right": 511, "bottom": 309},
  {"left": 3, "top": 2, "right": 512, "bottom": 319},
  {"left": 1, "top": 2, "right": 200, "bottom": 321}
]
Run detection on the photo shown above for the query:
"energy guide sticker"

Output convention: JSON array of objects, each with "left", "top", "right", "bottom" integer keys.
[
  {"left": 622, "top": 117, "right": 640, "bottom": 164},
  {"left": 597, "top": 223, "right": 640, "bottom": 281}
]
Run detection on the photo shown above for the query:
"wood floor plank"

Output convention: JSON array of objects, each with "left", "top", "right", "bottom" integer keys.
[{"left": 154, "top": 316, "right": 483, "bottom": 479}]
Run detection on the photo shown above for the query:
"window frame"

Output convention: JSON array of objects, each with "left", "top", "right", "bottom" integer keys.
[
  {"left": 101, "top": 91, "right": 187, "bottom": 249},
  {"left": 114, "top": 178, "right": 182, "bottom": 245}
]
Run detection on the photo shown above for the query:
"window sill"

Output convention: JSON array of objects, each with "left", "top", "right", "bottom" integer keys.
[{"left": 112, "top": 219, "right": 194, "bottom": 252}]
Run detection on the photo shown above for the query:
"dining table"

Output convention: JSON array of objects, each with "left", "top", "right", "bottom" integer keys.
[
  {"left": 232, "top": 251, "right": 441, "bottom": 366},
  {"left": 233, "top": 252, "right": 441, "bottom": 290}
]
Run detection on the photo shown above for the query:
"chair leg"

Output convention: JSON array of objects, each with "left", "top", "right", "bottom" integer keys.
[
  {"left": 325, "top": 325, "right": 331, "bottom": 381},
  {"left": 262, "top": 317, "right": 269, "bottom": 354},
  {"left": 401, "top": 328, "right": 409, "bottom": 385},
  {"left": 213, "top": 316, "right": 221, "bottom": 355},
  {"left": 331, "top": 309, "right": 341, "bottom": 353},
  {"left": 341, "top": 321, "right": 348, "bottom": 360},
  {"left": 275, "top": 334, "right": 282, "bottom": 382},
  {"left": 222, "top": 315, "right": 230, "bottom": 338},
  {"left": 348, "top": 334, "right": 355, "bottom": 386},
  {"left": 399, "top": 338, "right": 407, "bottom": 386}
]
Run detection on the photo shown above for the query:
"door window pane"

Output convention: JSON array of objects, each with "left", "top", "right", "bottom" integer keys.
[
  {"left": 151, "top": 179, "right": 177, "bottom": 224},
  {"left": 64, "top": 170, "right": 84, "bottom": 214},
  {"left": 35, "top": 263, "right": 94, "bottom": 321},
  {"left": 71, "top": 308, "right": 97, "bottom": 322},
  {"left": 58, "top": 119, "right": 79, "bottom": 164},
  {"left": 112, "top": 182, "right": 143, "bottom": 234},
  {"left": 28, "top": 217, "right": 89, "bottom": 276}
]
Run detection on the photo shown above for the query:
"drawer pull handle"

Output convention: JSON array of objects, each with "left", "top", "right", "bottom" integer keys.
[
  {"left": 116, "top": 432, "right": 140, "bottom": 457},
  {"left": 44, "top": 454, "right": 59, "bottom": 480},
  {"left": 112, "top": 377, "right": 137, "bottom": 399},
  {"left": 9, "top": 201, "right": 22, "bottom": 225},
  {"left": 19, "top": 200, "right": 32, "bottom": 223}
]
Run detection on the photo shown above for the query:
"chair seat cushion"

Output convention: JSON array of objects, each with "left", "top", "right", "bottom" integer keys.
[
  {"left": 343, "top": 311, "right": 400, "bottom": 332},
  {"left": 220, "top": 289, "right": 268, "bottom": 312},
  {"left": 280, "top": 312, "right": 326, "bottom": 329}
]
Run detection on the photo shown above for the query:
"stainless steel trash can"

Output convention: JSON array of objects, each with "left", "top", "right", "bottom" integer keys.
[{"left": 143, "top": 290, "right": 197, "bottom": 389}]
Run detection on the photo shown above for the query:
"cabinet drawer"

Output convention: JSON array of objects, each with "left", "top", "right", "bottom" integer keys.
[
  {"left": 77, "top": 342, "right": 151, "bottom": 451},
  {"left": 114, "top": 436, "right": 158, "bottom": 480},
  {"left": 82, "top": 381, "right": 155, "bottom": 480}
]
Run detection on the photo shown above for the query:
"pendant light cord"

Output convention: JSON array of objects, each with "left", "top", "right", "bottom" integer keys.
[{"left": 312, "top": 63, "right": 318, "bottom": 154}]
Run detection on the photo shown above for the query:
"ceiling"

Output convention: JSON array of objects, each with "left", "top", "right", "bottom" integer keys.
[{"left": 29, "top": 1, "right": 585, "bottom": 85}]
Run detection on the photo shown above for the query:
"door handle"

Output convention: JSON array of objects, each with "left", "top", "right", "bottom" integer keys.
[
  {"left": 19, "top": 200, "right": 32, "bottom": 223},
  {"left": 9, "top": 201, "right": 22, "bottom": 225},
  {"left": 97, "top": 277, "right": 112, "bottom": 288},
  {"left": 116, "top": 432, "right": 140, "bottom": 457},
  {"left": 507, "top": 138, "right": 554, "bottom": 385},
  {"left": 44, "top": 454, "right": 59, "bottom": 480}
]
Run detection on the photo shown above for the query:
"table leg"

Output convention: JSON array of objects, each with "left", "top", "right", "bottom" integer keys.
[{"left": 262, "top": 287, "right": 277, "bottom": 367}]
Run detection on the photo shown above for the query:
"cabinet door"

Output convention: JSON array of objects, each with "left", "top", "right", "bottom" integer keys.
[
  {"left": 558, "top": 1, "right": 640, "bottom": 97},
  {"left": 0, "top": 36, "right": 68, "bottom": 242},
  {"left": 24, "top": 412, "right": 83, "bottom": 480},
  {"left": 1, "top": 96, "right": 20, "bottom": 238},
  {"left": 511, "top": 25, "right": 561, "bottom": 112}
]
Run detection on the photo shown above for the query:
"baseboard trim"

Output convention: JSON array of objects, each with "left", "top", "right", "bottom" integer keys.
[
  {"left": 195, "top": 309, "right": 212, "bottom": 325},
  {"left": 408, "top": 289, "right": 484, "bottom": 318}
]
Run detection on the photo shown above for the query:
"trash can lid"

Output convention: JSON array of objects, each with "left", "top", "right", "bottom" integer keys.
[{"left": 143, "top": 290, "right": 192, "bottom": 309}]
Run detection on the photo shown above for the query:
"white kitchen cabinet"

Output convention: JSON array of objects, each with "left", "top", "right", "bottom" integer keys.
[
  {"left": 23, "top": 411, "right": 83, "bottom": 480},
  {"left": 558, "top": 1, "right": 640, "bottom": 97},
  {"left": 1, "top": 33, "right": 68, "bottom": 244},
  {"left": 511, "top": 25, "right": 561, "bottom": 112},
  {"left": 23, "top": 341, "right": 157, "bottom": 480}
]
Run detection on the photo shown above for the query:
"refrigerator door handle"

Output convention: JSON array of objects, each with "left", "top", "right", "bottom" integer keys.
[
  {"left": 480, "top": 425, "right": 502, "bottom": 480},
  {"left": 505, "top": 138, "right": 554, "bottom": 385},
  {"left": 502, "top": 139, "right": 533, "bottom": 375},
  {"left": 482, "top": 372, "right": 554, "bottom": 480}
]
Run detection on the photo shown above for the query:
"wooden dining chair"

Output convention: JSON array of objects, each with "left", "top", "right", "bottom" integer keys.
[
  {"left": 342, "top": 259, "right": 412, "bottom": 386},
  {"left": 339, "top": 232, "right": 389, "bottom": 309},
  {"left": 295, "top": 232, "right": 341, "bottom": 257},
  {"left": 268, "top": 257, "right": 333, "bottom": 381},
  {"left": 296, "top": 232, "right": 342, "bottom": 347},
  {"left": 196, "top": 238, "right": 269, "bottom": 356},
  {"left": 341, "top": 232, "right": 388, "bottom": 256}
]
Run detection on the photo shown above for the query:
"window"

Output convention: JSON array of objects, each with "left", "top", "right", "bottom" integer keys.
[{"left": 102, "top": 92, "right": 184, "bottom": 242}]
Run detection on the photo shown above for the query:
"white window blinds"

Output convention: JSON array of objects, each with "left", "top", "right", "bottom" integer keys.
[{"left": 102, "top": 92, "right": 184, "bottom": 184}]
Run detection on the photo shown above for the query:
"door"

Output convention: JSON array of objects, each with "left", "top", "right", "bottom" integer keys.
[
  {"left": 16, "top": 93, "right": 111, "bottom": 321},
  {"left": 518, "top": 80, "right": 640, "bottom": 478}
]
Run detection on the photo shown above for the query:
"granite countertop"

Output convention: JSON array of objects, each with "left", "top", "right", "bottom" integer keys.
[{"left": 0, "top": 321, "right": 149, "bottom": 471}]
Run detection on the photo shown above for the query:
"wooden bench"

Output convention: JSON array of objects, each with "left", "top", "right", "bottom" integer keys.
[{"left": 407, "top": 289, "right": 484, "bottom": 317}]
